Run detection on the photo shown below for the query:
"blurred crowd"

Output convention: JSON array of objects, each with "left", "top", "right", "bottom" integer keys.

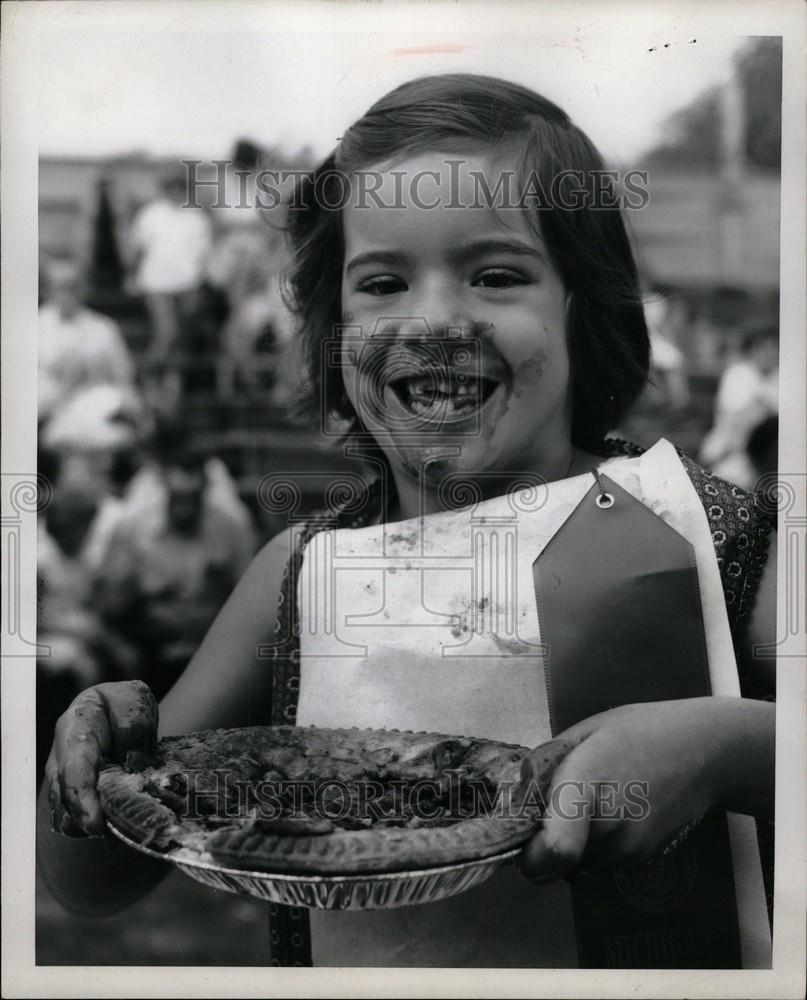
[
  {"left": 634, "top": 286, "right": 779, "bottom": 490},
  {"left": 36, "top": 147, "right": 297, "bottom": 778},
  {"left": 35, "top": 150, "right": 780, "bottom": 780}
]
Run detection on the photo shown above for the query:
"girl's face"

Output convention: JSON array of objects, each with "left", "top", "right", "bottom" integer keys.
[{"left": 340, "top": 151, "right": 573, "bottom": 488}]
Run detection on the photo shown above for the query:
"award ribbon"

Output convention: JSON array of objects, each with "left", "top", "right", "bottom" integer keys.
[{"left": 532, "top": 472, "right": 742, "bottom": 968}]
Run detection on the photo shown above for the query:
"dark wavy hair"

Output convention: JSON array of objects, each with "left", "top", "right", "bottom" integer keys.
[{"left": 286, "top": 73, "right": 649, "bottom": 451}]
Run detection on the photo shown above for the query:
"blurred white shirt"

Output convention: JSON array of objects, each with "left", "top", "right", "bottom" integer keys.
[
  {"left": 41, "top": 384, "right": 148, "bottom": 452},
  {"left": 700, "top": 359, "right": 778, "bottom": 471},
  {"left": 714, "top": 359, "right": 779, "bottom": 418},
  {"left": 83, "top": 457, "right": 256, "bottom": 577},
  {"left": 38, "top": 304, "right": 134, "bottom": 418},
  {"left": 130, "top": 197, "right": 213, "bottom": 294}
]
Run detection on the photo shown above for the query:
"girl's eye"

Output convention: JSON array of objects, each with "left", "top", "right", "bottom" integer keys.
[
  {"left": 356, "top": 275, "right": 407, "bottom": 297},
  {"left": 473, "top": 269, "right": 528, "bottom": 289}
]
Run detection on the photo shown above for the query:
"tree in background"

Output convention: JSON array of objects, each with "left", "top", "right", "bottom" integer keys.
[
  {"left": 646, "top": 38, "right": 782, "bottom": 169},
  {"left": 741, "top": 38, "right": 782, "bottom": 168},
  {"left": 89, "top": 176, "right": 125, "bottom": 293}
]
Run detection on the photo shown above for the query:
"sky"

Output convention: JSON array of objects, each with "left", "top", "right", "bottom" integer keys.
[{"left": 32, "top": 2, "right": 751, "bottom": 166}]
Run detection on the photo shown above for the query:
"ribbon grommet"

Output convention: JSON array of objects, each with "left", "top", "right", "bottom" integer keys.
[{"left": 591, "top": 468, "right": 614, "bottom": 509}]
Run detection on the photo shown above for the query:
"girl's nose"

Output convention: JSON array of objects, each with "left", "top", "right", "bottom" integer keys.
[{"left": 376, "top": 287, "right": 473, "bottom": 342}]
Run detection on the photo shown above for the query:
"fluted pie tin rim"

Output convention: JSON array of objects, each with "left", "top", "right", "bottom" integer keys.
[{"left": 107, "top": 821, "right": 521, "bottom": 910}]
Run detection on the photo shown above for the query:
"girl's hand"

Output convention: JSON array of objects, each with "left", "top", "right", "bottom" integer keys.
[
  {"left": 518, "top": 697, "right": 772, "bottom": 883},
  {"left": 44, "top": 680, "right": 159, "bottom": 838}
]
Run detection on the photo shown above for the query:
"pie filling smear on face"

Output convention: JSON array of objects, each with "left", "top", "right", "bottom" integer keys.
[{"left": 98, "top": 726, "right": 572, "bottom": 874}]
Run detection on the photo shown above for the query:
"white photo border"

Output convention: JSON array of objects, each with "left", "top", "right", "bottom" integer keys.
[{"left": 2, "top": 1, "right": 805, "bottom": 997}]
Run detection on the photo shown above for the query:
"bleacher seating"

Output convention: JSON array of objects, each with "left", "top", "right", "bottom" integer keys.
[{"left": 89, "top": 290, "right": 365, "bottom": 542}]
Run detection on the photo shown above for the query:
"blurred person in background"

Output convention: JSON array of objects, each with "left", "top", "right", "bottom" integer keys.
[
  {"left": 216, "top": 268, "right": 297, "bottom": 400},
  {"left": 746, "top": 414, "right": 778, "bottom": 486},
  {"left": 642, "top": 288, "right": 691, "bottom": 412},
  {"left": 37, "top": 448, "right": 138, "bottom": 781},
  {"left": 83, "top": 419, "right": 256, "bottom": 574},
  {"left": 39, "top": 381, "right": 153, "bottom": 507},
  {"left": 126, "top": 167, "right": 214, "bottom": 367},
  {"left": 700, "top": 324, "right": 779, "bottom": 485},
  {"left": 138, "top": 357, "right": 184, "bottom": 425},
  {"left": 38, "top": 256, "right": 135, "bottom": 421},
  {"left": 205, "top": 139, "right": 289, "bottom": 396},
  {"left": 206, "top": 139, "right": 271, "bottom": 304},
  {"left": 722, "top": 413, "right": 779, "bottom": 502},
  {"left": 38, "top": 479, "right": 104, "bottom": 690},
  {"left": 94, "top": 432, "right": 256, "bottom": 700}
]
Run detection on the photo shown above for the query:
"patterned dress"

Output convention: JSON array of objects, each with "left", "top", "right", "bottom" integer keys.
[{"left": 265, "top": 439, "right": 775, "bottom": 966}]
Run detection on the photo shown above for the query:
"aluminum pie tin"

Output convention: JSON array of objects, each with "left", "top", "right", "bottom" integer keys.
[{"left": 107, "top": 821, "right": 521, "bottom": 910}]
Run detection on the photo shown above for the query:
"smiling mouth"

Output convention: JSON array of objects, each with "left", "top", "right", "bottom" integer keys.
[{"left": 387, "top": 373, "right": 501, "bottom": 421}]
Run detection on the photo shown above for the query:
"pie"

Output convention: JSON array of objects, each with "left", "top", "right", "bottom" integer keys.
[{"left": 98, "top": 726, "right": 573, "bottom": 875}]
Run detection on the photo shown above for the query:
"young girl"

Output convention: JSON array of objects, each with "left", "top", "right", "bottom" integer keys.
[{"left": 39, "top": 75, "right": 776, "bottom": 969}]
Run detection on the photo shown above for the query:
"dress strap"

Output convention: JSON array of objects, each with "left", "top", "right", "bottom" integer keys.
[
  {"left": 267, "top": 476, "right": 383, "bottom": 965},
  {"left": 675, "top": 452, "right": 775, "bottom": 646}
]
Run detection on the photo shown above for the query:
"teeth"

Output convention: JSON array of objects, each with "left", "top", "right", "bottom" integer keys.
[
  {"left": 407, "top": 397, "right": 477, "bottom": 419},
  {"left": 390, "top": 373, "right": 498, "bottom": 418},
  {"left": 399, "top": 376, "right": 482, "bottom": 399},
  {"left": 408, "top": 377, "right": 433, "bottom": 395}
]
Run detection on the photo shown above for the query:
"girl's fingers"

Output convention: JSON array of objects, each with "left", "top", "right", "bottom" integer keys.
[
  {"left": 60, "top": 810, "right": 92, "bottom": 838},
  {"left": 59, "top": 733, "right": 107, "bottom": 835},
  {"left": 95, "top": 680, "right": 159, "bottom": 761},
  {"left": 54, "top": 689, "right": 111, "bottom": 834},
  {"left": 516, "top": 737, "right": 581, "bottom": 804},
  {"left": 520, "top": 771, "right": 595, "bottom": 882},
  {"left": 46, "top": 759, "right": 64, "bottom": 834},
  {"left": 49, "top": 681, "right": 159, "bottom": 837},
  {"left": 47, "top": 753, "right": 92, "bottom": 836}
]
